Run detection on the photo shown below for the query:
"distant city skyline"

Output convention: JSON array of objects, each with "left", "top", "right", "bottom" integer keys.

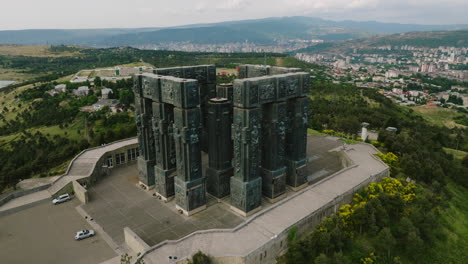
[{"left": 1, "top": 0, "right": 467, "bottom": 30}]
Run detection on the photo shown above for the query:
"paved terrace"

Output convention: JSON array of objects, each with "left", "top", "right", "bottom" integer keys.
[
  {"left": 138, "top": 142, "right": 388, "bottom": 264},
  {"left": 81, "top": 135, "right": 343, "bottom": 250},
  {"left": 0, "top": 138, "right": 138, "bottom": 213}
]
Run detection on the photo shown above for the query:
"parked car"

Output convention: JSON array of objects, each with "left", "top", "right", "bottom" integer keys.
[
  {"left": 75, "top": 229, "right": 95, "bottom": 240},
  {"left": 52, "top": 194, "right": 71, "bottom": 205}
]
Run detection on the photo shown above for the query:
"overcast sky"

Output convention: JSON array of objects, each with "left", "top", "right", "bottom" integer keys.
[{"left": 1, "top": 0, "right": 467, "bottom": 30}]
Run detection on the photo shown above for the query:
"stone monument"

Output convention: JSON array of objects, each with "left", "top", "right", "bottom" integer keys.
[{"left": 134, "top": 64, "right": 311, "bottom": 217}]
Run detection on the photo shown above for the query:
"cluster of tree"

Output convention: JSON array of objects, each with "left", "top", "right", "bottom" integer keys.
[
  {"left": 0, "top": 131, "right": 89, "bottom": 191},
  {"left": 412, "top": 73, "right": 468, "bottom": 91},
  {"left": 283, "top": 177, "right": 445, "bottom": 264},
  {"left": 447, "top": 94, "right": 464, "bottom": 105}
]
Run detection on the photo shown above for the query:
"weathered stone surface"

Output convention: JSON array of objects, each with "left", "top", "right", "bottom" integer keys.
[
  {"left": 137, "top": 73, "right": 200, "bottom": 108},
  {"left": 285, "top": 96, "right": 309, "bottom": 188},
  {"left": 261, "top": 102, "right": 287, "bottom": 170},
  {"left": 232, "top": 107, "right": 261, "bottom": 181},
  {"left": 154, "top": 167, "right": 176, "bottom": 198},
  {"left": 206, "top": 98, "right": 233, "bottom": 198},
  {"left": 160, "top": 77, "right": 200, "bottom": 108},
  {"left": 173, "top": 107, "right": 203, "bottom": 181},
  {"left": 174, "top": 176, "right": 206, "bottom": 212},
  {"left": 154, "top": 65, "right": 216, "bottom": 154},
  {"left": 207, "top": 98, "right": 233, "bottom": 170},
  {"left": 260, "top": 102, "right": 287, "bottom": 199},
  {"left": 230, "top": 176, "right": 262, "bottom": 213},
  {"left": 261, "top": 167, "right": 286, "bottom": 199},
  {"left": 152, "top": 102, "right": 176, "bottom": 198},
  {"left": 216, "top": 83, "right": 233, "bottom": 102},
  {"left": 285, "top": 97, "right": 309, "bottom": 161},
  {"left": 206, "top": 167, "right": 232, "bottom": 198},
  {"left": 138, "top": 156, "right": 155, "bottom": 187},
  {"left": 154, "top": 65, "right": 216, "bottom": 85},
  {"left": 285, "top": 159, "right": 307, "bottom": 187},
  {"left": 152, "top": 102, "right": 176, "bottom": 170},
  {"left": 233, "top": 72, "right": 309, "bottom": 108}
]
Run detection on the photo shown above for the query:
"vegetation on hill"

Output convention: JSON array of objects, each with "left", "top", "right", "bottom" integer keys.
[
  {"left": 280, "top": 82, "right": 467, "bottom": 264},
  {"left": 296, "top": 30, "right": 468, "bottom": 55}
]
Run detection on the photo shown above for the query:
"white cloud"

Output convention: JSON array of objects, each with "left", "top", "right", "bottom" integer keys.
[{"left": 0, "top": 0, "right": 466, "bottom": 30}]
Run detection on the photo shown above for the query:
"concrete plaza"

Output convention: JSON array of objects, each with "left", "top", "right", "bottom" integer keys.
[{"left": 0, "top": 199, "right": 116, "bottom": 264}]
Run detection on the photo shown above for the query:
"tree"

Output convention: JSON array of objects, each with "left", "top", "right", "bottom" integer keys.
[
  {"left": 94, "top": 77, "right": 102, "bottom": 87},
  {"left": 376, "top": 228, "right": 396, "bottom": 259},
  {"left": 315, "top": 253, "right": 330, "bottom": 264},
  {"left": 119, "top": 89, "right": 134, "bottom": 106},
  {"left": 188, "top": 251, "right": 212, "bottom": 264}
]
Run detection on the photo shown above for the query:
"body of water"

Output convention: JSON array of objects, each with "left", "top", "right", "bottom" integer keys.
[{"left": 0, "top": 80, "right": 15, "bottom": 89}]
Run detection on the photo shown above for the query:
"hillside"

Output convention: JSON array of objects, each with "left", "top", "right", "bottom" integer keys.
[
  {"left": 0, "top": 17, "right": 466, "bottom": 47},
  {"left": 295, "top": 30, "right": 468, "bottom": 54}
]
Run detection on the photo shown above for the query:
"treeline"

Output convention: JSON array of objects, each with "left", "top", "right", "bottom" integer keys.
[{"left": 0, "top": 131, "right": 88, "bottom": 190}]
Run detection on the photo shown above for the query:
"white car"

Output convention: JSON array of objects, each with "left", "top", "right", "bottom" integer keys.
[
  {"left": 75, "top": 229, "right": 95, "bottom": 240},
  {"left": 52, "top": 194, "right": 71, "bottom": 205}
]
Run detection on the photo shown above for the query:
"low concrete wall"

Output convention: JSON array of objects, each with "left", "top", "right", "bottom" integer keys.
[
  {"left": 0, "top": 184, "right": 51, "bottom": 207},
  {"left": 0, "top": 198, "right": 49, "bottom": 217},
  {"left": 72, "top": 180, "right": 89, "bottom": 204},
  {"left": 125, "top": 227, "right": 150, "bottom": 255},
  {"left": 243, "top": 166, "right": 389, "bottom": 264}
]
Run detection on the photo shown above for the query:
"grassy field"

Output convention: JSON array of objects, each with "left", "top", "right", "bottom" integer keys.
[
  {"left": 411, "top": 105, "right": 466, "bottom": 128},
  {"left": 0, "top": 45, "right": 80, "bottom": 57}
]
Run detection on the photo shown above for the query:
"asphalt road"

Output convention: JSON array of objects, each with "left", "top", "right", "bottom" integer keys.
[{"left": 0, "top": 199, "right": 116, "bottom": 264}]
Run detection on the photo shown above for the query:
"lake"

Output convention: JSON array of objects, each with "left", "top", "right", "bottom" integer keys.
[{"left": 0, "top": 80, "right": 15, "bottom": 89}]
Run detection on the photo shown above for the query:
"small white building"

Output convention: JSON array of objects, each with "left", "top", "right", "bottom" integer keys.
[
  {"left": 74, "top": 86, "right": 90, "bottom": 97},
  {"left": 101, "top": 88, "right": 113, "bottom": 99},
  {"left": 54, "top": 84, "right": 67, "bottom": 93},
  {"left": 392, "top": 88, "right": 403, "bottom": 95},
  {"left": 93, "top": 99, "right": 119, "bottom": 112}
]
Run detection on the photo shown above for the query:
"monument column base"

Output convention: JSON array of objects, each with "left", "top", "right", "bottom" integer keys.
[
  {"left": 176, "top": 204, "right": 207, "bottom": 216},
  {"left": 206, "top": 167, "right": 233, "bottom": 199},
  {"left": 286, "top": 158, "right": 308, "bottom": 188},
  {"left": 261, "top": 167, "right": 287, "bottom": 201},
  {"left": 174, "top": 177, "right": 206, "bottom": 215},
  {"left": 138, "top": 181, "right": 155, "bottom": 191},
  {"left": 138, "top": 157, "right": 155, "bottom": 187},
  {"left": 154, "top": 166, "right": 176, "bottom": 200},
  {"left": 230, "top": 177, "right": 262, "bottom": 216},
  {"left": 265, "top": 192, "right": 287, "bottom": 204}
]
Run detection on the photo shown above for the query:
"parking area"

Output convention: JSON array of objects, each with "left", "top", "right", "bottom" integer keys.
[{"left": 0, "top": 199, "right": 116, "bottom": 264}]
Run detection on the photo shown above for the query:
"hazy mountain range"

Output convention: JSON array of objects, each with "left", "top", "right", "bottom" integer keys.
[{"left": 0, "top": 16, "right": 466, "bottom": 47}]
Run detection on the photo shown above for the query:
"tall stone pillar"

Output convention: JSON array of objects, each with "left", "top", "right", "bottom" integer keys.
[
  {"left": 166, "top": 78, "right": 206, "bottom": 216},
  {"left": 152, "top": 102, "right": 176, "bottom": 200},
  {"left": 231, "top": 80, "right": 262, "bottom": 216},
  {"left": 285, "top": 96, "right": 309, "bottom": 190},
  {"left": 134, "top": 75, "right": 156, "bottom": 189},
  {"left": 261, "top": 102, "right": 287, "bottom": 202},
  {"left": 206, "top": 98, "right": 233, "bottom": 198}
]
